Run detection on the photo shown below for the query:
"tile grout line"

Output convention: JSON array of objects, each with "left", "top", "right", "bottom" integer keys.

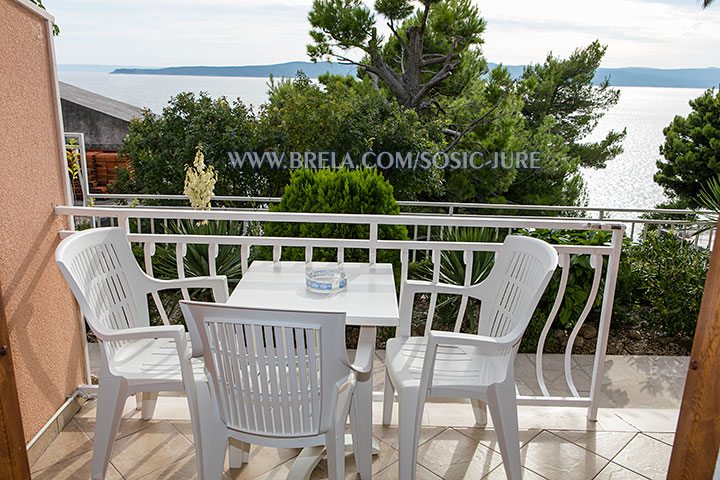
[
  {"left": 417, "top": 425, "right": 449, "bottom": 447},
  {"left": 540, "top": 429, "right": 615, "bottom": 478},
  {"left": 515, "top": 430, "right": 552, "bottom": 480},
  {"left": 455, "top": 427, "right": 550, "bottom": 479},
  {"left": 29, "top": 419, "right": 96, "bottom": 475},
  {"left": 643, "top": 431, "right": 674, "bottom": 448},
  {"left": 589, "top": 431, "right": 653, "bottom": 480},
  {"left": 167, "top": 420, "right": 194, "bottom": 445},
  {"left": 452, "top": 426, "right": 543, "bottom": 455},
  {"left": 544, "top": 429, "right": 637, "bottom": 462}
]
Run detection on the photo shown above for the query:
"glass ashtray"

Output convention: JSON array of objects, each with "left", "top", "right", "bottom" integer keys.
[{"left": 306, "top": 269, "right": 348, "bottom": 293}]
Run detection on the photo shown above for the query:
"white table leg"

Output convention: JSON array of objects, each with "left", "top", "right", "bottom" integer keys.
[
  {"left": 281, "top": 326, "right": 381, "bottom": 480},
  {"left": 286, "top": 446, "right": 325, "bottom": 480},
  {"left": 285, "top": 436, "right": 380, "bottom": 480},
  {"left": 350, "top": 326, "right": 376, "bottom": 480}
]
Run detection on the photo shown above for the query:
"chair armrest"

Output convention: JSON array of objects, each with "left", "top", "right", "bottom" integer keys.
[
  {"left": 427, "top": 330, "right": 517, "bottom": 351},
  {"left": 402, "top": 280, "right": 469, "bottom": 297},
  {"left": 94, "top": 325, "right": 186, "bottom": 345},
  {"left": 148, "top": 276, "right": 229, "bottom": 303},
  {"left": 349, "top": 327, "right": 375, "bottom": 375},
  {"left": 415, "top": 330, "right": 518, "bottom": 403}
]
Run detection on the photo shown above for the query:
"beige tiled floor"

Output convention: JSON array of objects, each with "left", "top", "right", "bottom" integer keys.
[{"left": 32, "top": 353, "right": 685, "bottom": 479}]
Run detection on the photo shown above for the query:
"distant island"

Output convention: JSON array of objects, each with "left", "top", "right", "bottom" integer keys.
[
  {"left": 107, "top": 61, "right": 720, "bottom": 89},
  {"left": 111, "top": 61, "right": 357, "bottom": 79}
]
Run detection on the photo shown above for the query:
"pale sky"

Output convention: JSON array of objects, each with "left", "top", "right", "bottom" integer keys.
[{"left": 48, "top": 0, "right": 720, "bottom": 69}]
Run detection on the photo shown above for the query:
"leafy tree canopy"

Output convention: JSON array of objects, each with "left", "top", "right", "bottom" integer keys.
[
  {"left": 116, "top": 92, "right": 281, "bottom": 197},
  {"left": 306, "top": 0, "right": 623, "bottom": 205},
  {"left": 308, "top": 0, "right": 486, "bottom": 111},
  {"left": 258, "top": 73, "right": 445, "bottom": 199},
  {"left": 520, "top": 41, "right": 625, "bottom": 169},
  {"left": 655, "top": 88, "right": 720, "bottom": 206}
]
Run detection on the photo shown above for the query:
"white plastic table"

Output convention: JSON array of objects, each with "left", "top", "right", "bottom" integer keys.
[{"left": 227, "top": 261, "right": 400, "bottom": 479}]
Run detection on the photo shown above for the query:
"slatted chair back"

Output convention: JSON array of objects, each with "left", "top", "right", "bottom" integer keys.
[
  {"left": 397, "top": 235, "right": 557, "bottom": 347},
  {"left": 180, "top": 301, "right": 351, "bottom": 437},
  {"left": 474, "top": 235, "right": 557, "bottom": 346},
  {"left": 56, "top": 227, "right": 150, "bottom": 360}
]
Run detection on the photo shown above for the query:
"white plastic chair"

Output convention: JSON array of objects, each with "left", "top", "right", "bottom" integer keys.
[
  {"left": 382, "top": 235, "right": 558, "bottom": 480},
  {"left": 179, "top": 301, "right": 374, "bottom": 480},
  {"left": 55, "top": 227, "right": 228, "bottom": 480}
]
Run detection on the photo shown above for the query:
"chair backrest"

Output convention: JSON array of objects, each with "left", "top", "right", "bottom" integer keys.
[
  {"left": 398, "top": 235, "right": 558, "bottom": 344},
  {"left": 180, "top": 301, "right": 351, "bottom": 438},
  {"left": 55, "top": 227, "right": 150, "bottom": 359},
  {"left": 474, "top": 236, "right": 557, "bottom": 343}
]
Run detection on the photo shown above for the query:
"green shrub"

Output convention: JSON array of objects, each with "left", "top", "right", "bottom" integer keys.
[
  {"left": 263, "top": 168, "right": 408, "bottom": 347},
  {"left": 263, "top": 168, "right": 408, "bottom": 263},
  {"left": 625, "top": 230, "right": 709, "bottom": 337}
]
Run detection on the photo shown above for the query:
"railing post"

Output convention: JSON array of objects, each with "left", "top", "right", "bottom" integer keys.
[
  {"left": 176, "top": 243, "right": 189, "bottom": 300},
  {"left": 587, "top": 226, "right": 624, "bottom": 420},
  {"left": 710, "top": 228, "right": 715, "bottom": 250},
  {"left": 412, "top": 225, "right": 418, "bottom": 262},
  {"left": 117, "top": 214, "right": 130, "bottom": 234}
]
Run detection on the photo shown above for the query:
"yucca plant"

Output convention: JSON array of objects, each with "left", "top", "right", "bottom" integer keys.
[
  {"left": 151, "top": 219, "right": 247, "bottom": 287},
  {"left": 695, "top": 176, "right": 720, "bottom": 233},
  {"left": 418, "top": 227, "right": 505, "bottom": 333}
]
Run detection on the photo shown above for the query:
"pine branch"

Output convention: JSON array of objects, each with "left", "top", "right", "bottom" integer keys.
[{"left": 443, "top": 86, "right": 512, "bottom": 153}]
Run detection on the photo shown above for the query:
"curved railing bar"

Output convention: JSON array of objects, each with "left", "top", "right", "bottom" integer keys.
[
  {"left": 564, "top": 254, "right": 604, "bottom": 397},
  {"left": 535, "top": 253, "right": 570, "bottom": 397}
]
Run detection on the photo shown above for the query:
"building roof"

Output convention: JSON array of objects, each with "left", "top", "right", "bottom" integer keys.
[{"left": 59, "top": 82, "right": 143, "bottom": 122}]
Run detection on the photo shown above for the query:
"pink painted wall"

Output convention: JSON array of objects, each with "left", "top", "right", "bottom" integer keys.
[{"left": 0, "top": 0, "right": 86, "bottom": 443}]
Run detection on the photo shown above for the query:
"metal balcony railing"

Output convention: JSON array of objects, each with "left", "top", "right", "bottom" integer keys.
[{"left": 56, "top": 205, "right": 628, "bottom": 420}]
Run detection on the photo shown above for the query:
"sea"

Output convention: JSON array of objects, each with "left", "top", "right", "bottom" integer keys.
[{"left": 59, "top": 71, "right": 707, "bottom": 210}]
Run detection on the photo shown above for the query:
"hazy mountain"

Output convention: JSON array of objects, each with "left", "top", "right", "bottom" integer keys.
[
  {"left": 488, "top": 63, "right": 720, "bottom": 88},
  {"left": 111, "top": 61, "right": 356, "bottom": 78},
  {"left": 58, "top": 64, "right": 152, "bottom": 73},
  {"left": 101, "top": 61, "right": 720, "bottom": 88},
  {"left": 595, "top": 67, "right": 720, "bottom": 88}
]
